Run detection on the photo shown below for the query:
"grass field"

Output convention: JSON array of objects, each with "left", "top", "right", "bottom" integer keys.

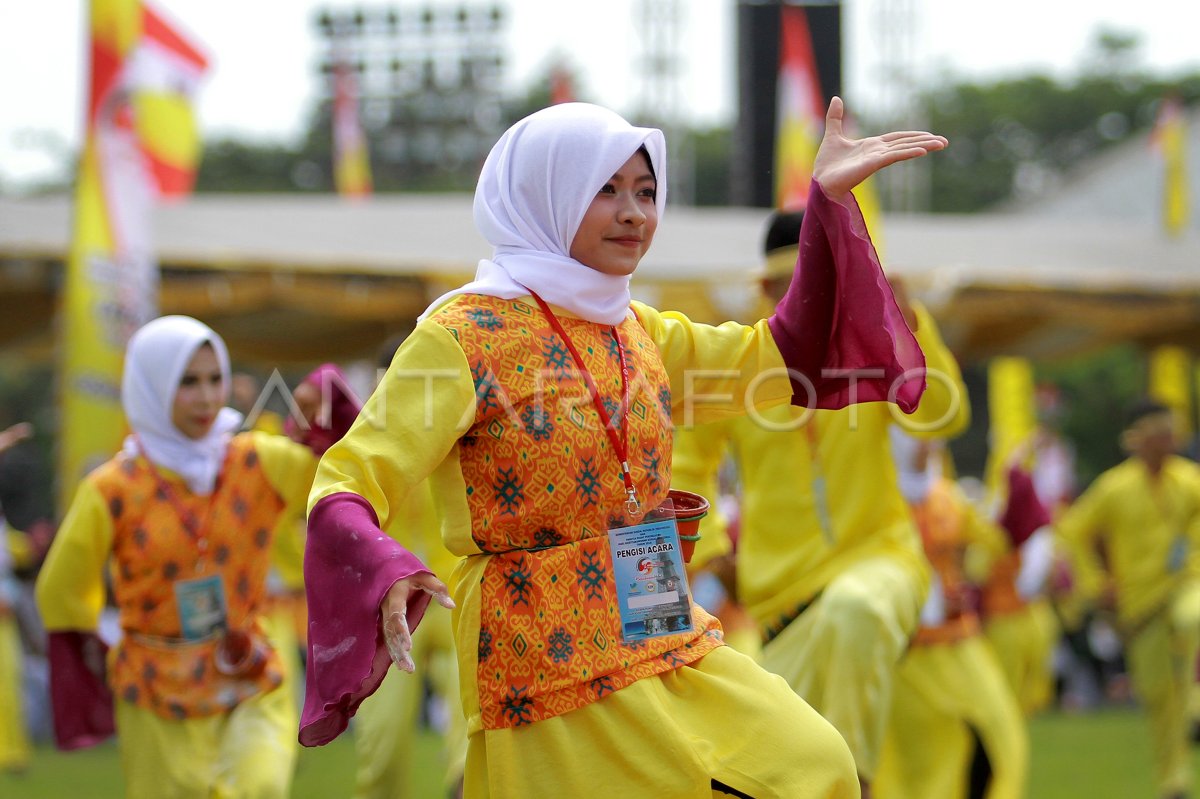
[{"left": 3, "top": 707, "right": 1198, "bottom": 798}]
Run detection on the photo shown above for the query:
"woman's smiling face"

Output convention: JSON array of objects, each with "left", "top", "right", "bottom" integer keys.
[{"left": 569, "top": 149, "right": 658, "bottom": 276}]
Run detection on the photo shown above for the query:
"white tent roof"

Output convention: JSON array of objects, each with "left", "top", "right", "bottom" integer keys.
[{"left": 2, "top": 110, "right": 1198, "bottom": 363}]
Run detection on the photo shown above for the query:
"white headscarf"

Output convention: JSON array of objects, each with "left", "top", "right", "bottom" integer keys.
[
  {"left": 120, "top": 315, "right": 243, "bottom": 495},
  {"left": 421, "top": 102, "right": 668, "bottom": 325}
]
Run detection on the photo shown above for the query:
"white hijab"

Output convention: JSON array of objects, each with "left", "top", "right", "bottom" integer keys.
[
  {"left": 421, "top": 102, "right": 668, "bottom": 325},
  {"left": 120, "top": 315, "right": 243, "bottom": 495},
  {"left": 889, "top": 425, "right": 938, "bottom": 505}
]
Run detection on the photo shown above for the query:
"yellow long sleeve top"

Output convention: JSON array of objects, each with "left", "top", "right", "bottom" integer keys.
[
  {"left": 671, "top": 304, "right": 969, "bottom": 631},
  {"left": 309, "top": 295, "right": 796, "bottom": 732},
  {"left": 1055, "top": 454, "right": 1200, "bottom": 629}
]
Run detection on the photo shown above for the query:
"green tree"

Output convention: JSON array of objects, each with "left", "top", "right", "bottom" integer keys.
[
  {"left": 194, "top": 139, "right": 312, "bottom": 193},
  {"left": 894, "top": 30, "right": 1200, "bottom": 213}
]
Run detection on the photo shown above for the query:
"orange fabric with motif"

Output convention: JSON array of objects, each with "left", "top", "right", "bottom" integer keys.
[
  {"left": 94, "top": 434, "right": 285, "bottom": 719},
  {"left": 910, "top": 479, "right": 981, "bottom": 647},
  {"left": 979, "top": 550, "right": 1026, "bottom": 618},
  {"left": 432, "top": 297, "right": 723, "bottom": 729}
]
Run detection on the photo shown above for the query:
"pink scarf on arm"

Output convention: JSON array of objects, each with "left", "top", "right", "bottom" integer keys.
[{"left": 768, "top": 181, "right": 925, "bottom": 413}]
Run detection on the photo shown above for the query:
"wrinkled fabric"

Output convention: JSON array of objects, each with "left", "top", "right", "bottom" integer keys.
[
  {"left": 298, "top": 492, "right": 433, "bottom": 746},
  {"left": 768, "top": 180, "right": 925, "bottom": 413},
  {"left": 1000, "top": 465, "right": 1052, "bottom": 548},
  {"left": 45, "top": 631, "right": 115, "bottom": 750}
]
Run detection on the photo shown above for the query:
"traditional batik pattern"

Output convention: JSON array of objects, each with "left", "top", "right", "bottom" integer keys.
[
  {"left": 94, "top": 434, "right": 286, "bottom": 719},
  {"left": 433, "top": 296, "right": 724, "bottom": 730}
]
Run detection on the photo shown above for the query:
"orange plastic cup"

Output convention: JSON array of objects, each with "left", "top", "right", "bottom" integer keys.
[
  {"left": 214, "top": 629, "right": 269, "bottom": 679},
  {"left": 665, "top": 488, "right": 709, "bottom": 563}
]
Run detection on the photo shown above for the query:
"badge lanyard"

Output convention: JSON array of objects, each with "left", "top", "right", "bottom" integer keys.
[
  {"left": 526, "top": 291, "right": 641, "bottom": 517},
  {"left": 136, "top": 438, "right": 225, "bottom": 574}
]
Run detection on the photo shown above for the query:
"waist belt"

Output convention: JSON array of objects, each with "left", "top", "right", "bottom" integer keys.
[{"left": 129, "top": 630, "right": 221, "bottom": 648}]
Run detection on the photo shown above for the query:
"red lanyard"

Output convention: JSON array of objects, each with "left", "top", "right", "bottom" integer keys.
[
  {"left": 526, "top": 292, "right": 640, "bottom": 517},
  {"left": 136, "top": 437, "right": 224, "bottom": 573}
]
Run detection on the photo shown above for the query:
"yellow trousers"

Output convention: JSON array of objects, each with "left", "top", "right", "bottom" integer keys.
[
  {"left": 760, "top": 556, "right": 923, "bottom": 781},
  {"left": 875, "top": 636, "right": 1028, "bottom": 799},
  {"left": 262, "top": 598, "right": 305, "bottom": 714},
  {"left": 1125, "top": 582, "right": 1200, "bottom": 797},
  {"left": 463, "top": 645, "right": 858, "bottom": 798},
  {"left": 354, "top": 603, "right": 467, "bottom": 799},
  {"left": 0, "top": 615, "right": 29, "bottom": 771},
  {"left": 983, "top": 598, "right": 1058, "bottom": 717},
  {"left": 115, "top": 681, "right": 297, "bottom": 799}
]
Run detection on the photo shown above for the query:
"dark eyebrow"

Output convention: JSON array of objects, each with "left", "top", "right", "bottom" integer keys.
[{"left": 609, "top": 172, "right": 656, "bottom": 186}]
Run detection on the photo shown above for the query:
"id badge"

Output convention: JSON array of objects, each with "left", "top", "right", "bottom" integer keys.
[
  {"left": 173, "top": 574, "right": 229, "bottom": 640},
  {"left": 607, "top": 508, "right": 694, "bottom": 644},
  {"left": 1167, "top": 535, "right": 1189, "bottom": 573}
]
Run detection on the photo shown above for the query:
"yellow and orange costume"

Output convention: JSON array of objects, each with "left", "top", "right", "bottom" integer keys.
[
  {"left": 875, "top": 476, "right": 1028, "bottom": 799},
  {"left": 306, "top": 296, "right": 859, "bottom": 798},
  {"left": 36, "top": 431, "right": 314, "bottom": 798}
]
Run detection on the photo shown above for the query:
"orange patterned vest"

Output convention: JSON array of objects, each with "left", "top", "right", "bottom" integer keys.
[
  {"left": 92, "top": 433, "right": 285, "bottom": 719},
  {"left": 431, "top": 297, "right": 723, "bottom": 729},
  {"left": 909, "top": 479, "right": 980, "bottom": 646},
  {"left": 979, "top": 550, "right": 1026, "bottom": 618}
]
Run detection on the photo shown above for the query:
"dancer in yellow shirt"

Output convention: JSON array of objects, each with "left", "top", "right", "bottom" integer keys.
[
  {"left": 874, "top": 431, "right": 1028, "bottom": 799},
  {"left": 978, "top": 457, "right": 1059, "bottom": 717},
  {"left": 0, "top": 420, "right": 36, "bottom": 774},
  {"left": 671, "top": 210, "right": 969, "bottom": 797},
  {"left": 1056, "top": 399, "right": 1200, "bottom": 799},
  {"left": 36, "top": 317, "right": 326, "bottom": 799},
  {"left": 300, "top": 99, "right": 947, "bottom": 797}
]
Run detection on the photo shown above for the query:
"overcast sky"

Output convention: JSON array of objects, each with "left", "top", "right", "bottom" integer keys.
[{"left": 2, "top": 0, "right": 1197, "bottom": 189}]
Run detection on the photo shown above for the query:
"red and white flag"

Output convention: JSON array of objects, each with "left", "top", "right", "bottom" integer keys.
[
  {"left": 59, "top": 0, "right": 209, "bottom": 512},
  {"left": 773, "top": 5, "right": 825, "bottom": 211}
]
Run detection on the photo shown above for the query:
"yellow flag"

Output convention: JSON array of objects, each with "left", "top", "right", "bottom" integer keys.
[
  {"left": 58, "top": 1, "right": 208, "bottom": 513},
  {"left": 1149, "top": 345, "right": 1193, "bottom": 440},
  {"left": 333, "top": 55, "right": 373, "bottom": 198},
  {"left": 773, "top": 6, "right": 887, "bottom": 259},
  {"left": 773, "top": 5, "right": 823, "bottom": 212},
  {"left": 984, "top": 356, "right": 1037, "bottom": 500},
  {"left": 1152, "top": 96, "right": 1190, "bottom": 237}
]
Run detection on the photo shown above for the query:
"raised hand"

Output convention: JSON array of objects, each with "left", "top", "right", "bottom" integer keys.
[
  {"left": 813, "top": 96, "right": 948, "bottom": 200},
  {"left": 0, "top": 422, "right": 32, "bottom": 455},
  {"left": 380, "top": 571, "right": 455, "bottom": 673}
]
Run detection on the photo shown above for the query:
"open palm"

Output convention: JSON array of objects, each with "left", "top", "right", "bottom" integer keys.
[
  {"left": 380, "top": 570, "right": 455, "bottom": 673},
  {"left": 813, "top": 96, "right": 948, "bottom": 199}
]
